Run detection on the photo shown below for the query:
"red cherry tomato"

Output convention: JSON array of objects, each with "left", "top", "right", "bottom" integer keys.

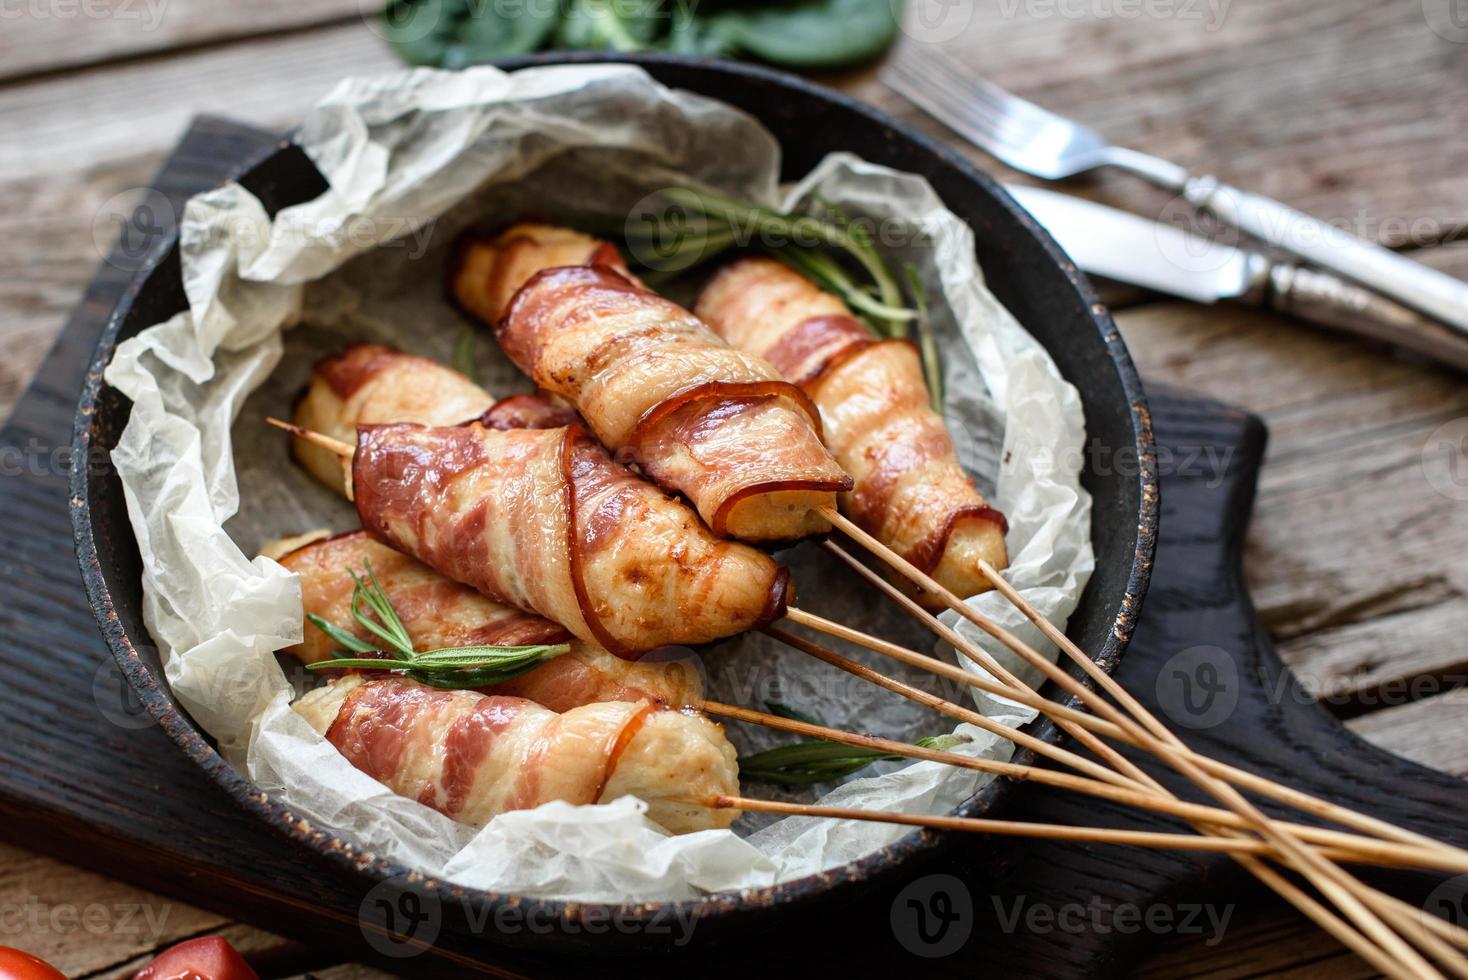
[
  {"left": 133, "top": 937, "right": 259, "bottom": 980},
  {"left": 0, "top": 948, "right": 65, "bottom": 980}
]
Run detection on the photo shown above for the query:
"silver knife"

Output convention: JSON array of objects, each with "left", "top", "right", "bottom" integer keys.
[{"left": 1007, "top": 184, "right": 1468, "bottom": 374}]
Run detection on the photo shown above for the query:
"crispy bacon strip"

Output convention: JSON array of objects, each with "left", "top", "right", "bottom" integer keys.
[
  {"left": 494, "top": 262, "right": 852, "bottom": 541},
  {"left": 697, "top": 258, "right": 1009, "bottom": 605},
  {"left": 352, "top": 420, "right": 791, "bottom": 657},
  {"left": 450, "top": 222, "right": 641, "bottom": 325},
  {"left": 295, "top": 676, "right": 738, "bottom": 834},
  {"left": 293, "top": 343, "right": 572, "bottom": 496},
  {"left": 271, "top": 531, "right": 703, "bottom": 710}
]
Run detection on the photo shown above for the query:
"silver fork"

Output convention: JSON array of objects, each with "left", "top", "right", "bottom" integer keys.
[{"left": 883, "top": 46, "right": 1468, "bottom": 336}]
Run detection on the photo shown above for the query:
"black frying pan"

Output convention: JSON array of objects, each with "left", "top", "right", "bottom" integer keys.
[{"left": 69, "top": 53, "right": 1157, "bottom": 955}]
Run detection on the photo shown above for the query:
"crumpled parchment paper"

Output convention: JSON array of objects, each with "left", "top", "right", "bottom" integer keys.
[{"left": 103, "top": 64, "right": 1093, "bottom": 902}]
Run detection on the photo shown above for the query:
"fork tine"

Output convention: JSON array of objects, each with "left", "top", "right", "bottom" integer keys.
[
  {"left": 884, "top": 51, "right": 1050, "bottom": 147},
  {"left": 883, "top": 54, "right": 1047, "bottom": 161},
  {"left": 924, "top": 49, "right": 1069, "bottom": 135}
]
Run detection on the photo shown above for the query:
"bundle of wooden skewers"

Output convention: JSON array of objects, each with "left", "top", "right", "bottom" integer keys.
[{"left": 253, "top": 197, "right": 1468, "bottom": 979}]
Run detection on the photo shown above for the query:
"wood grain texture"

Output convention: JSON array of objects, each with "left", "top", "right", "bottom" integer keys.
[
  {"left": 0, "top": 0, "right": 366, "bottom": 83},
  {"left": 861, "top": 0, "right": 1468, "bottom": 248},
  {"left": 1115, "top": 301, "right": 1468, "bottom": 718},
  {"left": 0, "top": 23, "right": 396, "bottom": 181},
  {"left": 3, "top": 3, "right": 1468, "bottom": 975}
]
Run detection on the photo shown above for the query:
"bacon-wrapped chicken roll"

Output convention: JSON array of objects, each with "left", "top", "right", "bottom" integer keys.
[
  {"left": 696, "top": 258, "right": 1009, "bottom": 605},
  {"left": 450, "top": 224, "right": 852, "bottom": 542},
  {"left": 294, "top": 344, "right": 496, "bottom": 495},
  {"left": 451, "top": 222, "right": 641, "bottom": 325},
  {"left": 501, "top": 265, "right": 852, "bottom": 541},
  {"left": 354, "top": 420, "right": 790, "bottom": 657},
  {"left": 294, "top": 343, "right": 582, "bottom": 498},
  {"left": 270, "top": 530, "right": 703, "bottom": 710},
  {"left": 295, "top": 676, "right": 738, "bottom": 834}
]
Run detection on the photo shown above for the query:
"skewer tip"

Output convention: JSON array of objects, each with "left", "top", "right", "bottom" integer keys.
[{"left": 264, "top": 416, "right": 354, "bottom": 458}]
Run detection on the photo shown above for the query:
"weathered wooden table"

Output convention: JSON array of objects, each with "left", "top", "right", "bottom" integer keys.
[{"left": 2, "top": 2, "right": 1464, "bottom": 975}]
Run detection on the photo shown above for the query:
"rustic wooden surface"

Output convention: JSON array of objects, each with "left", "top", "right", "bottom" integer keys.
[{"left": 1, "top": 1, "right": 1464, "bottom": 975}]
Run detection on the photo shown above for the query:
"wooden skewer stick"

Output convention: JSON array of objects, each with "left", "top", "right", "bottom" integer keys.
[
  {"left": 705, "top": 796, "right": 1340, "bottom": 857},
  {"left": 763, "top": 628, "right": 1468, "bottom": 876},
  {"left": 266, "top": 416, "right": 353, "bottom": 456},
  {"left": 265, "top": 417, "right": 1446, "bottom": 968},
  {"left": 974, "top": 556, "right": 1465, "bottom": 858},
  {"left": 815, "top": 507, "right": 1444, "bottom": 980},
  {"left": 820, "top": 540, "right": 1468, "bottom": 877},
  {"left": 815, "top": 542, "right": 1468, "bottom": 968},
  {"left": 806, "top": 544, "right": 1168, "bottom": 794}
]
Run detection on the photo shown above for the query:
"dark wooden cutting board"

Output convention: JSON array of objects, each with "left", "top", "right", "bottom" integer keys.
[{"left": 2, "top": 118, "right": 1465, "bottom": 978}]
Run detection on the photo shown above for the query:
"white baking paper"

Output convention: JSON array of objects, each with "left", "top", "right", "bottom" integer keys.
[{"left": 104, "top": 64, "right": 1092, "bottom": 901}]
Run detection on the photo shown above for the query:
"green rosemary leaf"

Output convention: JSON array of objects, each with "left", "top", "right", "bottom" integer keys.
[
  {"left": 739, "top": 740, "right": 899, "bottom": 785},
  {"left": 305, "top": 613, "right": 379, "bottom": 655},
  {"left": 763, "top": 701, "right": 827, "bottom": 726},
  {"left": 409, "top": 644, "right": 571, "bottom": 668},
  {"left": 306, "top": 566, "right": 572, "bottom": 689},
  {"left": 348, "top": 562, "right": 415, "bottom": 657},
  {"left": 740, "top": 732, "right": 972, "bottom": 786},
  {"left": 905, "top": 262, "right": 944, "bottom": 414},
  {"left": 305, "top": 656, "right": 409, "bottom": 672},
  {"left": 452, "top": 324, "right": 479, "bottom": 384}
]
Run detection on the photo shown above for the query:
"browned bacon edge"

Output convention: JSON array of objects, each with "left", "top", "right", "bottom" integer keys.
[
  {"left": 765, "top": 313, "right": 878, "bottom": 388},
  {"left": 496, "top": 262, "right": 643, "bottom": 362},
  {"left": 480, "top": 393, "right": 580, "bottom": 431},
  {"left": 625, "top": 381, "right": 854, "bottom": 540},
  {"left": 904, "top": 504, "right": 1011, "bottom": 575},
  {"left": 557, "top": 423, "right": 630, "bottom": 658},
  {"left": 447, "top": 228, "right": 633, "bottom": 328},
  {"left": 313, "top": 343, "right": 402, "bottom": 399},
  {"left": 774, "top": 319, "right": 1010, "bottom": 575},
  {"left": 590, "top": 701, "right": 660, "bottom": 802}
]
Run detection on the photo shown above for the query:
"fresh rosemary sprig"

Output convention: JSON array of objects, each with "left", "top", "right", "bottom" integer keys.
[
  {"left": 647, "top": 186, "right": 915, "bottom": 336},
  {"left": 739, "top": 733, "right": 971, "bottom": 787},
  {"left": 627, "top": 186, "right": 949, "bottom": 403},
  {"left": 306, "top": 560, "right": 570, "bottom": 689},
  {"left": 905, "top": 262, "right": 944, "bottom": 414}
]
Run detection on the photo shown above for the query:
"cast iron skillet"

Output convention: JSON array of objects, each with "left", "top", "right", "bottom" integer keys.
[{"left": 71, "top": 53, "right": 1158, "bottom": 954}]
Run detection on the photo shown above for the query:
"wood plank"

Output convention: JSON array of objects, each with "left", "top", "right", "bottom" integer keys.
[
  {"left": 0, "top": 22, "right": 399, "bottom": 424},
  {"left": 852, "top": 0, "right": 1468, "bottom": 249},
  {"left": 1114, "top": 300, "right": 1468, "bottom": 712},
  {"left": 1347, "top": 688, "right": 1468, "bottom": 778},
  {"left": 0, "top": 23, "right": 397, "bottom": 181},
  {"left": 0, "top": 840, "right": 284, "bottom": 978},
  {"left": 0, "top": 0, "right": 364, "bottom": 83},
  {"left": 1139, "top": 904, "right": 1378, "bottom": 979}
]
